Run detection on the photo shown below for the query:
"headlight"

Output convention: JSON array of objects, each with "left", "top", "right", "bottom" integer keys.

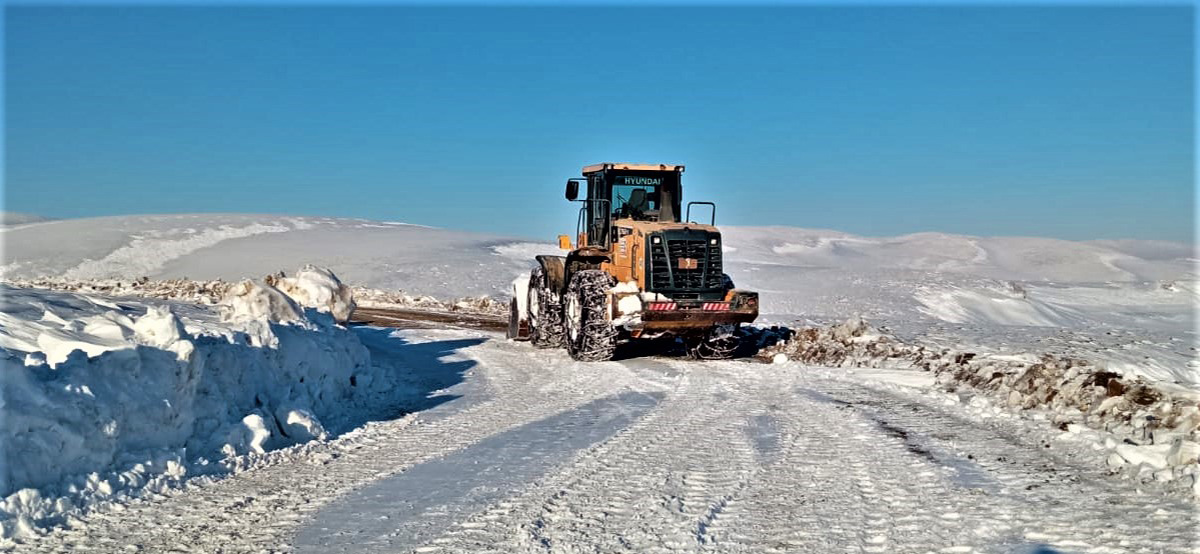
[
  {"left": 710, "top": 238, "right": 718, "bottom": 245},
  {"left": 652, "top": 236, "right": 661, "bottom": 244}
]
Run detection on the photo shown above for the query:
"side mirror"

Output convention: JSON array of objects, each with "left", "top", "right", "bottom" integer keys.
[{"left": 565, "top": 179, "right": 579, "bottom": 201}]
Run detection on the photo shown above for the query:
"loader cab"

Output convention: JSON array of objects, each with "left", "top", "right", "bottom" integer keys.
[{"left": 571, "top": 163, "right": 684, "bottom": 247}]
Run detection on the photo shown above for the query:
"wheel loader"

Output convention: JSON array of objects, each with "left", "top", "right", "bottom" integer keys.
[{"left": 507, "top": 163, "right": 759, "bottom": 361}]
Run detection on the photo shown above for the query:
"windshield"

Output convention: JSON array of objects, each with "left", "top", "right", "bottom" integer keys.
[{"left": 612, "top": 184, "right": 659, "bottom": 221}]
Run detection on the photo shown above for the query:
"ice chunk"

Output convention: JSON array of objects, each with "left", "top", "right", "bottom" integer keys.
[
  {"left": 220, "top": 280, "right": 305, "bottom": 323},
  {"left": 279, "top": 408, "right": 329, "bottom": 442},
  {"left": 274, "top": 265, "right": 356, "bottom": 323},
  {"left": 1114, "top": 443, "right": 1171, "bottom": 470}
]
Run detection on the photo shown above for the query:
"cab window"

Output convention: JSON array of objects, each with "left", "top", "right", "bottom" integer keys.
[{"left": 612, "top": 185, "right": 659, "bottom": 220}]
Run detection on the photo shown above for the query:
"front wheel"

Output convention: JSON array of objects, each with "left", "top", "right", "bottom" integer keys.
[
  {"left": 528, "top": 266, "right": 565, "bottom": 348},
  {"left": 564, "top": 270, "right": 617, "bottom": 362}
]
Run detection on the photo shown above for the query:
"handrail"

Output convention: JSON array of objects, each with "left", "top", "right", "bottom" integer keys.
[
  {"left": 686, "top": 201, "right": 716, "bottom": 225},
  {"left": 574, "top": 198, "right": 612, "bottom": 247}
]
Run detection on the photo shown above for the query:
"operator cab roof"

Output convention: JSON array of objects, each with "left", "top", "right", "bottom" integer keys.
[{"left": 582, "top": 162, "right": 685, "bottom": 174}]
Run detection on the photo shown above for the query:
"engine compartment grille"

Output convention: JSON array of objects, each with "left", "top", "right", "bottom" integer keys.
[{"left": 648, "top": 234, "right": 723, "bottom": 293}]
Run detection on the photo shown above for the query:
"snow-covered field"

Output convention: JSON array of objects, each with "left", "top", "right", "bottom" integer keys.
[
  {"left": 0, "top": 214, "right": 544, "bottom": 299},
  {"left": 1, "top": 213, "right": 1197, "bottom": 551},
  {"left": 4, "top": 214, "right": 1193, "bottom": 383},
  {"left": 3, "top": 214, "right": 1193, "bottom": 324}
]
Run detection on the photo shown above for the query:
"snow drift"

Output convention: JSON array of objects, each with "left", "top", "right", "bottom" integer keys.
[{"left": 0, "top": 267, "right": 397, "bottom": 538}]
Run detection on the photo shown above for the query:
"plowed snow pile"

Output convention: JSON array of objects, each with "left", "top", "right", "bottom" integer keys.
[{"left": 0, "top": 268, "right": 400, "bottom": 539}]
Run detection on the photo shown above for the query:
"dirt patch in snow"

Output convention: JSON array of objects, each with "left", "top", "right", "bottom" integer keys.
[{"left": 350, "top": 306, "right": 507, "bottom": 332}]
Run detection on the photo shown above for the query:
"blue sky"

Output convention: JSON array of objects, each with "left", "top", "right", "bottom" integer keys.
[{"left": 4, "top": 5, "right": 1194, "bottom": 241}]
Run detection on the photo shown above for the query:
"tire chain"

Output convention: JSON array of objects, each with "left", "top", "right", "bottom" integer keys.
[
  {"left": 566, "top": 270, "right": 618, "bottom": 362},
  {"left": 528, "top": 266, "right": 565, "bottom": 349}
]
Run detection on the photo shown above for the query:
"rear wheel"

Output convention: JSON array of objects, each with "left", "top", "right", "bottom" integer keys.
[
  {"left": 565, "top": 270, "right": 617, "bottom": 361},
  {"left": 688, "top": 323, "right": 740, "bottom": 360},
  {"left": 528, "top": 266, "right": 565, "bottom": 348}
]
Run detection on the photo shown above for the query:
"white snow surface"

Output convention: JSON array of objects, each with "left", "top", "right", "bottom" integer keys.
[
  {"left": 0, "top": 272, "right": 413, "bottom": 538},
  {"left": 2, "top": 214, "right": 1195, "bottom": 386},
  {"left": 1, "top": 214, "right": 1198, "bottom": 549},
  {"left": 7, "top": 331, "right": 1198, "bottom": 552}
]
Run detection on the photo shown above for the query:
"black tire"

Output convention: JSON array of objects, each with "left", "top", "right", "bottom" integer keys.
[
  {"left": 564, "top": 270, "right": 618, "bottom": 361},
  {"left": 528, "top": 266, "right": 565, "bottom": 348},
  {"left": 688, "top": 324, "right": 740, "bottom": 360}
]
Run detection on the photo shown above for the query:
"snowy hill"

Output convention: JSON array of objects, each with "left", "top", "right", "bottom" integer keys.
[
  {"left": 2, "top": 213, "right": 1194, "bottom": 331},
  {"left": 718, "top": 226, "right": 1196, "bottom": 334},
  {"left": 723, "top": 226, "right": 1194, "bottom": 283},
  {"left": 4, "top": 214, "right": 1195, "bottom": 330},
  {"left": 2, "top": 214, "right": 1192, "bottom": 286},
  {"left": 0, "top": 214, "right": 551, "bottom": 300},
  {"left": 0, "top": 212, "right": 48, "bottom": 226},
  {"left": 7, "top": 213, "right": 1193, "bottom": 387}
]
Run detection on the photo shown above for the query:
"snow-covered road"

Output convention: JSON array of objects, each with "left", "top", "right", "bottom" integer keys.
[{"left": 19, "top": 326, "right": 1198, "bottom": 553}]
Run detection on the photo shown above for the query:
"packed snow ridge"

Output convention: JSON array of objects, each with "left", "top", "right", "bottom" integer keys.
[
  {"left": 3, "top": 275, "right": 508, "bottom": 318},
  {"left": 0, "top": 266, "right": 403, "bottom": 540}
]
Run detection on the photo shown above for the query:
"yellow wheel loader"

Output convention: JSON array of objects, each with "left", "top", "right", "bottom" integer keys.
[{"left": 507, "top": 163, "right": 759, "bottom": 361}]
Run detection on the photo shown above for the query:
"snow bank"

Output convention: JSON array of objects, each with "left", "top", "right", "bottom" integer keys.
[{"left": 0, "top": 274, "right": 403, "bottom": 538}]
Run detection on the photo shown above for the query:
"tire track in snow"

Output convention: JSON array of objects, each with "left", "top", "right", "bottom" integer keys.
[
  {"left": 293, "top": 391, "right": 663, "bottom": 553},
  {"left": 404, "top": 359, "right": 1198, "bottom": 554},
  {"left": 698, "top": 379, "right": 905, "bottom": 552},
  {"left": 410, "top": 364, "right": 765, "bottom": 553},
  {"left": 802, "top": 378, "right": 1200, "bottom": 553}
]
